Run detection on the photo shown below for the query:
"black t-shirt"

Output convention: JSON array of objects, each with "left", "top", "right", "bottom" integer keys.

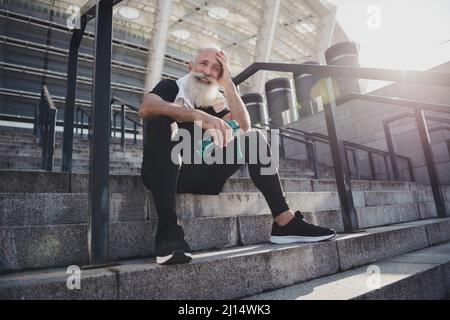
[{"left": 149, "top": 79, "right": 231, "bottom": 119}]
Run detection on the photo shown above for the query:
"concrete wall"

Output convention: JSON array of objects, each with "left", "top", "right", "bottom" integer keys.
[{"left": 283, "top": 61, "right": 450, "bottom": 183}]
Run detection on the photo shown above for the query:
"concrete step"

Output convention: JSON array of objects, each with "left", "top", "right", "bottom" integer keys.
[
  {"left": 0, "top": 137, "right": 143, "bottom": 149},
  {"left": 0, "top": 145, "right": 142, "bottom": 155},
  {"left": 1, "top": 218, "right": 449, "bottom": 299},
  {"left": 1, "top": 188, "right": 447, "bottom": 272},
  {"left": 0, "top": 189, "right": 442, "bottom": 225},
  {"left": 1, "top": 170, "right": 435, "bottom": 194},
  {"left": 244, "top": 241, "right": 450, "bottom": 300},
  {"left": 0, "top": 163, "right": 318, "bottom": 178},
  {"left": 0, "top": 155, "right": 142, "bottom": 166}
]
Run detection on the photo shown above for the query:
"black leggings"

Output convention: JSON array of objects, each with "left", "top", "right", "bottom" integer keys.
[{"left": 141, "top": 116, "right": 290, "bottom": 232}]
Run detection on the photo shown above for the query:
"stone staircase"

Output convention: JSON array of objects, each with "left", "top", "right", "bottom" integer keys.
[
  {"left": 1, "top": 169, "right": 450, "bottom": 299},
  {"left": 0, "top": 126, "right": 334, "bottom": 178}
]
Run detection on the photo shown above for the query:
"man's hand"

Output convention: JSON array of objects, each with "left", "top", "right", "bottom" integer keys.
[
  {"left": 193, "top": 109, "right": 233, "bottom": 148},
  {"left": 215, "top": 50, "right": 233, "bottom": 88}
]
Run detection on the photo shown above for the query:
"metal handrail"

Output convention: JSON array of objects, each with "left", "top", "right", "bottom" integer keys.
[
  {"left": 39, "top": 85, "right": 57, "bottom": 171},
  {"left": 253, "top": 124, "right": 319, "bottom": 179},
  {"left": 110, "top": 97, "right": 142, "bottom": 148},
  {"left": 258, "top": 122, "right": 414, "bottom": 181}
]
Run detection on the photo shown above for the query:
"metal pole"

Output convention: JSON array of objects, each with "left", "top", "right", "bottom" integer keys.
[
  {"left": 447, "top": 139, "right": 450, "bottom": 158},
  {"left": 383, "top": 122, "right": 401, "bottom": 180},
  {"left": 323, "top": 78, "right": 358, "bottom": 232},
  {"left": 121, "top": 104, "right": 125, "bottom": 150},
  {"left": 88, "top": 0, "right": 114, "bottom": 265},
  {"left": 62, "top": 16, "right": 87, "bottom": 172},
  {"left": 368, "top": 152, "right": 376, "bottom": 180},
  {"left": 407, "top": 157, "right": 415, "bottom": 182},
  {"left": 113, "top": 111, "right": 117, "bottom": 138},
  {"left": 415, "top": 108, "right": 447, "bottom": 217},
  {"left": 344, "top": 147, "right": 352, "bottom": 179},
  {"left": 351, "top": 149, "right": 360, "bottom": 179},
  {"left": 88, "top": 114, "right": 91, "bottom": 141},
  {"left": 41, "top": 103, "right": 49, "bottom": 169},
  {"left": 80, "top": 111, "right": 84, "bottom": 138},
  {"left": 383, "top": 155, "right": 391, "bottom": 181},
  {"left": 38, "top": 88, "right": 46, "bottom": 144},
  {"left": 45, "top": 107, "right": 57, "bottom": 171},
  {"left": 33, "top": 102, "right": 39, "bottom": 135},
  {"left": 310, "top": 141, "right": 319, "bottom": 179}
]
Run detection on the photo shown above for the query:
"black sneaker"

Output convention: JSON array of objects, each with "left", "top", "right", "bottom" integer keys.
[
  {"left": 155, "top": 225, "right": 192, "bottom": 265},
  {"left": 270, "top": 211, "right": 336, "bottom": 244}
]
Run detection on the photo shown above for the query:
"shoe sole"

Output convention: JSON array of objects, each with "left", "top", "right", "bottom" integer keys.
[
  {"left": 156, "top": 250, "right": 192, "bottom": 265},
  {"left": 270, "top": 233, "right": 336, "bottom": 244}
]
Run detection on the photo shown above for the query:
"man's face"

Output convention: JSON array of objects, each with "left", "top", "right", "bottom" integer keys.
[{"left": 191, "top": 48, "right": 223, "bottom": 85}]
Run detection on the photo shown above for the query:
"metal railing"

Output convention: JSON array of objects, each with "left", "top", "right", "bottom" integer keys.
[
  {"left": 35, "top": 85, "right": 57, "bottom": 171},
  {"left": 110, "top": 96, "right": 142, "bottom": 149},
  {"left": 253, "top": 124, "right": 319, "bottom": 179},
  {"left": 381, "top": 111, "right": 450, "bottom": 181},
  {"left": 257, "top": 122, "right": 414, "bottom": 182},
  {"left": 233, "top": 62, "right": 450, "bottom": 232},
  {"left": 59, "top": 0, "right": 123, "bottom": 267}
]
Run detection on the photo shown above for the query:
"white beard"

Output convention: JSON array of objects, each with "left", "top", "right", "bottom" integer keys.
[{"left": 185, "top": 73, "right": 221, "bottom": 109}]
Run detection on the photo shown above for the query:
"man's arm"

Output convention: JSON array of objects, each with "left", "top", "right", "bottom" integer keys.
[
  {"left": 138, "top": 93, "right": 197, "bottom": 122},
  {"left": 138, "top": 92, "right": 233, "bottom": 147},
  {"left": 216, "top": 50, "right": 251, "bottom": 132},
  {"left": 221, "top": 82, "right": 251, "bottom": 131}
]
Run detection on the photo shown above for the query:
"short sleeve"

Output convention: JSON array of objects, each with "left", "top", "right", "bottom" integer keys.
[
  {"left": 214, "top": 108, "right": 231, "bottom": 119},
  {"left": 148, "top": 79, "right": 179, "bottom": 103}
]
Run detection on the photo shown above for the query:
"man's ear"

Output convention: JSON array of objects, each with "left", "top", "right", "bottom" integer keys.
[{"left": 188, "top": 62, "right": 193, "bottom": 72}]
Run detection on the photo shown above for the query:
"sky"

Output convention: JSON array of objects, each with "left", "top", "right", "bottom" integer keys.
[{"left": 327, "top": 0, "right": 450, "bottom": 90}]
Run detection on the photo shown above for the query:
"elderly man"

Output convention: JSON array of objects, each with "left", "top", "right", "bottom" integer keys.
[{"left": 138, "top": 46, "right": 335, "bottom": 265}]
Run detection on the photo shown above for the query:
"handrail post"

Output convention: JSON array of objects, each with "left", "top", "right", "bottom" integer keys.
[
  {"left": 62, "top": 16, "right": 87, "bottom": 172},
  {"left": 40, "top": 86, "right": 57, "bottom": 171},
  {"left": 41, "top": 103, "right": 49, "bottom": 169},
  {"left": 344, "top": 146, "right": 352, "bottom": 179},
  {"left": 407, "top": 157, "right": 415, "bottom": 182},
  {"left": 415, "top": 108, "right": 447, "bottom": 217},
  {"left": 38, "top": 88, "right": 46, "bottom": 144},
  {"left": 80, "top": 111, "right": 84, "bottom": 138},
  {"left": 310, "top": 140, "right": 319, "bottom": 179},
  {"left": 33, "top": 102, "right": 39, "bottom": 135},
  {"left": 351, "top": 149, "right": 360, "bottom": 179},
  {"left": 45, "top": 107, "right": 57, "bottom": 171},
  {"left": 368, "top": 151, "right": 376, "bottom": 180},
  {"left": 113, "top": 111, "right": 117, "bottom": 138},
  {"left": 121, "top": 103, "right": 125, "bottom": 150},
  {"left": 383, "top": 155, "right": 391, "bottom": 181},
  {"left": 323, "top": 78, "right": 358, "bottom": 232},
  {"left": 304, "top": 133, "right": 319, "bottom": 179},
  {"left": 88, "top": 0, "right": 114, "bottom": 265},
  {"left": 383, "top": 122, "right": 401, "bottom": 180}
]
